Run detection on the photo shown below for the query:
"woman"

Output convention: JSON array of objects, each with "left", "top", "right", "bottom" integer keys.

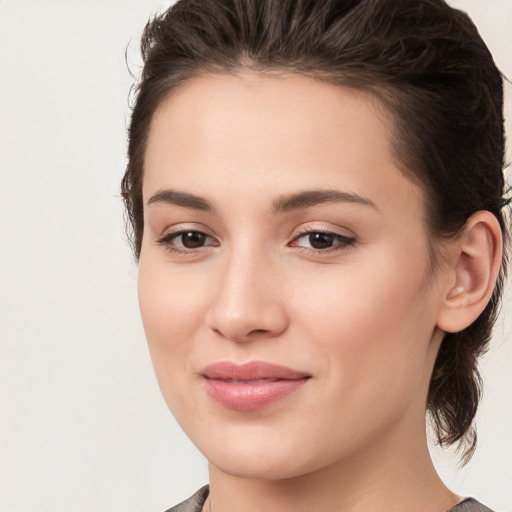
[{"left": 122, "top": 0, "right": 508, "bottom": 510}]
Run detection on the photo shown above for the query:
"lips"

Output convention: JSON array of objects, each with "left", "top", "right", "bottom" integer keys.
[{"left": 201, "top": 361, "right": 311, "bottom": 411}]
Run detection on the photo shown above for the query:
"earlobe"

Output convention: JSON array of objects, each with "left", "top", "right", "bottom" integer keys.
[{"left": 437, "top": 211, "right": 503, "bottom": 334}]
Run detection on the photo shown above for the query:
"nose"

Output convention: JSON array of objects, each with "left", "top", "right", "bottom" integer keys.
[{"left": 205, "top": 247, "right": 288, "bottom": 342}]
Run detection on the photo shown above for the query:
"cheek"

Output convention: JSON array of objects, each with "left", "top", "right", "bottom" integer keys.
[
  {"left": 292, "top": 252, "right": 436, "bottom": 409},
  {"left": 295, "top": 252, "right": 431, "bottom": 338},
  {"left": 137, "top": 261, "right": 212, "bottom": 425},
  {"left": 137, "top": 259, "right": 210, "bottom": 378}
]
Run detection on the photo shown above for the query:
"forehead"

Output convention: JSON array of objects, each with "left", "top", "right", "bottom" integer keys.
[
  {"left": 144, "top": 71, "right": 424, "bottom": 221},
  {"left": 147, "top": 71, "right": 392, "bottom": 164}
]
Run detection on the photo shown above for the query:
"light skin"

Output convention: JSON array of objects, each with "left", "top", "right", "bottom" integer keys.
[{"left": 138, "top": 71, "right": 502, "bottom": 512}]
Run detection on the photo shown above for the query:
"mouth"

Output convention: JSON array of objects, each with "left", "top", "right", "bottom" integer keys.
[{"left": 201, "top": 361, "right": 311, "bottom": 411}]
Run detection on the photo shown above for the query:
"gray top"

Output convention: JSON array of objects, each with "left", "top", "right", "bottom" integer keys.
[{"left": 164, "top": 485, "right": 495, "bottom": 512}]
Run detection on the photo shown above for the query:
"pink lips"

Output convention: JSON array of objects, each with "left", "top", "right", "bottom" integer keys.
[{"left": 201, "top": 361, "right": 311, "bottom": 411}]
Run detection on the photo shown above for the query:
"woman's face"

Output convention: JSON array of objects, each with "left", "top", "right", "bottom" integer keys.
[{"left": 138, "top": 72, "right": 448, "bottom": 480}]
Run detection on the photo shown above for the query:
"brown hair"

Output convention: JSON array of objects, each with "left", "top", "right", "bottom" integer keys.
[{"left": 122, "top": 0, "right": 509, "bottom": 462}]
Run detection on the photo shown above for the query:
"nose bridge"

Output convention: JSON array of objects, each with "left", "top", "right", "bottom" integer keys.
[{"left": 206, "top": 239, "right": 287, "bottom": 341}]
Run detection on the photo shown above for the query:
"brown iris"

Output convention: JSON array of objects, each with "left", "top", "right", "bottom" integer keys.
[
  {"left": 180, "top": 231, "right": 207, "bottom": 248},
  {"left": 308, "top": 232, "right": 335, "bottom": 249}
]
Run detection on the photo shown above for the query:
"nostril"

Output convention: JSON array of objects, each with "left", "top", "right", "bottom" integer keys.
[{"left": 205, "top": 288, "right": 289, "bottom": 341}]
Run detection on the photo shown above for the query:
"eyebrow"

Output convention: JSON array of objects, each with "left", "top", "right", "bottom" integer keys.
[
  {"left": 146, "top": 188, "right": 377, "bottom": 213},
  {"left": 147, "top": 189, "right": 214, "bottom": 212},
  {"left": 271, "top": 189, "right": 378, "bottom": 213}
]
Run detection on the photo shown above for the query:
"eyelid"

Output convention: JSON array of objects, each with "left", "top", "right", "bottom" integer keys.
[
  {"left": 154, "top": 222, "right": 356, "bottom": 255},
  {"left": 156, "top": 222, "right": 215, "bottom": 239},
  {"left": 288, "top": 224, "right": 357, "bottom": 253},
  {"left": 158, "top": 229, "right": 217, "bottom": 244},
  {"left": 291, "top": 222, "right": 356, "bottom": 240},
  {"left": 155, "top": 224, "right": 219, "bottom": 253}
]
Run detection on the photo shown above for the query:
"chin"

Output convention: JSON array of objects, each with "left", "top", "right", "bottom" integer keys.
[
  {"left": 191, "top": 425, "right": 333, "bottom": 482},
  {"left": 208, "top": 452, "right": 314, "bottom": 481}
]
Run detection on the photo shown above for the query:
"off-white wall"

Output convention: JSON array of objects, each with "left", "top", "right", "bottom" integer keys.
[{"left": 0, "top": 1, "right": 510, "bottom": 511}]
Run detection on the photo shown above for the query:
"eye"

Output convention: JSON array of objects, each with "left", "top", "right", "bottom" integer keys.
[
  {"left": 156, "top": 230, "right": 218, "bottom": 252},
  {"left": 291, "top": 230, "right": 355, "bottom": 251},
  {"left": 175, "top": 231, "right": 208, "bottom": 248}
]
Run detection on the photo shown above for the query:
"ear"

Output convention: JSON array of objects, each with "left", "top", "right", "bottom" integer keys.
[{"left": 436, "top": 211, "right": 503, "bottom": 334}]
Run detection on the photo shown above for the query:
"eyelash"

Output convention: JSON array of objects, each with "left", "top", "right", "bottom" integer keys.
[
  {"left": 155, "top": 228, "right": 356, "bottom": 255},
  {"left": 290, "top": 228, "right": 356, "bottom": 254},
  {"left": 156, "top": 230, "right": 218, "bottom": 254}
]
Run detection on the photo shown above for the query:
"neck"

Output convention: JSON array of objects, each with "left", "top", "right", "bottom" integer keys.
[{"left": 207, "top": 422, "right": 460, "bottom": 512}]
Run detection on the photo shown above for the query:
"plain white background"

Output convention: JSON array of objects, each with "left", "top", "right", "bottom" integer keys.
[{"left": 0, "top": 1, "right": 510, "bottom": 511}]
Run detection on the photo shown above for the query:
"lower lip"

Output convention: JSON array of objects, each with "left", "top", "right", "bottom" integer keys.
[{"left": 204, "top": 378, "right": 309, "bottom": 411}]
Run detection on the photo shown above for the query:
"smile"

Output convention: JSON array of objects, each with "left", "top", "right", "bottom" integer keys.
[{"left": 201, "top": 361, "right": 311, "bottom": 411}]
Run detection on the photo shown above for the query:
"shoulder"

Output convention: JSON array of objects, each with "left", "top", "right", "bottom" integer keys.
[
  {"left": 160, "top": 489, "right": 496, "bottom": 512},
  {"left": 162, "top": 485, "right": 209, "bottom": 512},
  {"left": 449, "top": 498, "right": 496, "bottom": 512}
]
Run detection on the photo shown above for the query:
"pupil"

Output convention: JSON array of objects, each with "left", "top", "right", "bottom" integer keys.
[
  {"left": 309, "top": 232, "right": 334, "bottom": 249},
  {"left": 182, "top": 231, "right": 206, "bottom": 248}
]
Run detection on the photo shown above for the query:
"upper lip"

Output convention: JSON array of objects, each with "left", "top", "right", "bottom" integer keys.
[{"left": 201, "top": 361, "right": 311, "bottom": 380}]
